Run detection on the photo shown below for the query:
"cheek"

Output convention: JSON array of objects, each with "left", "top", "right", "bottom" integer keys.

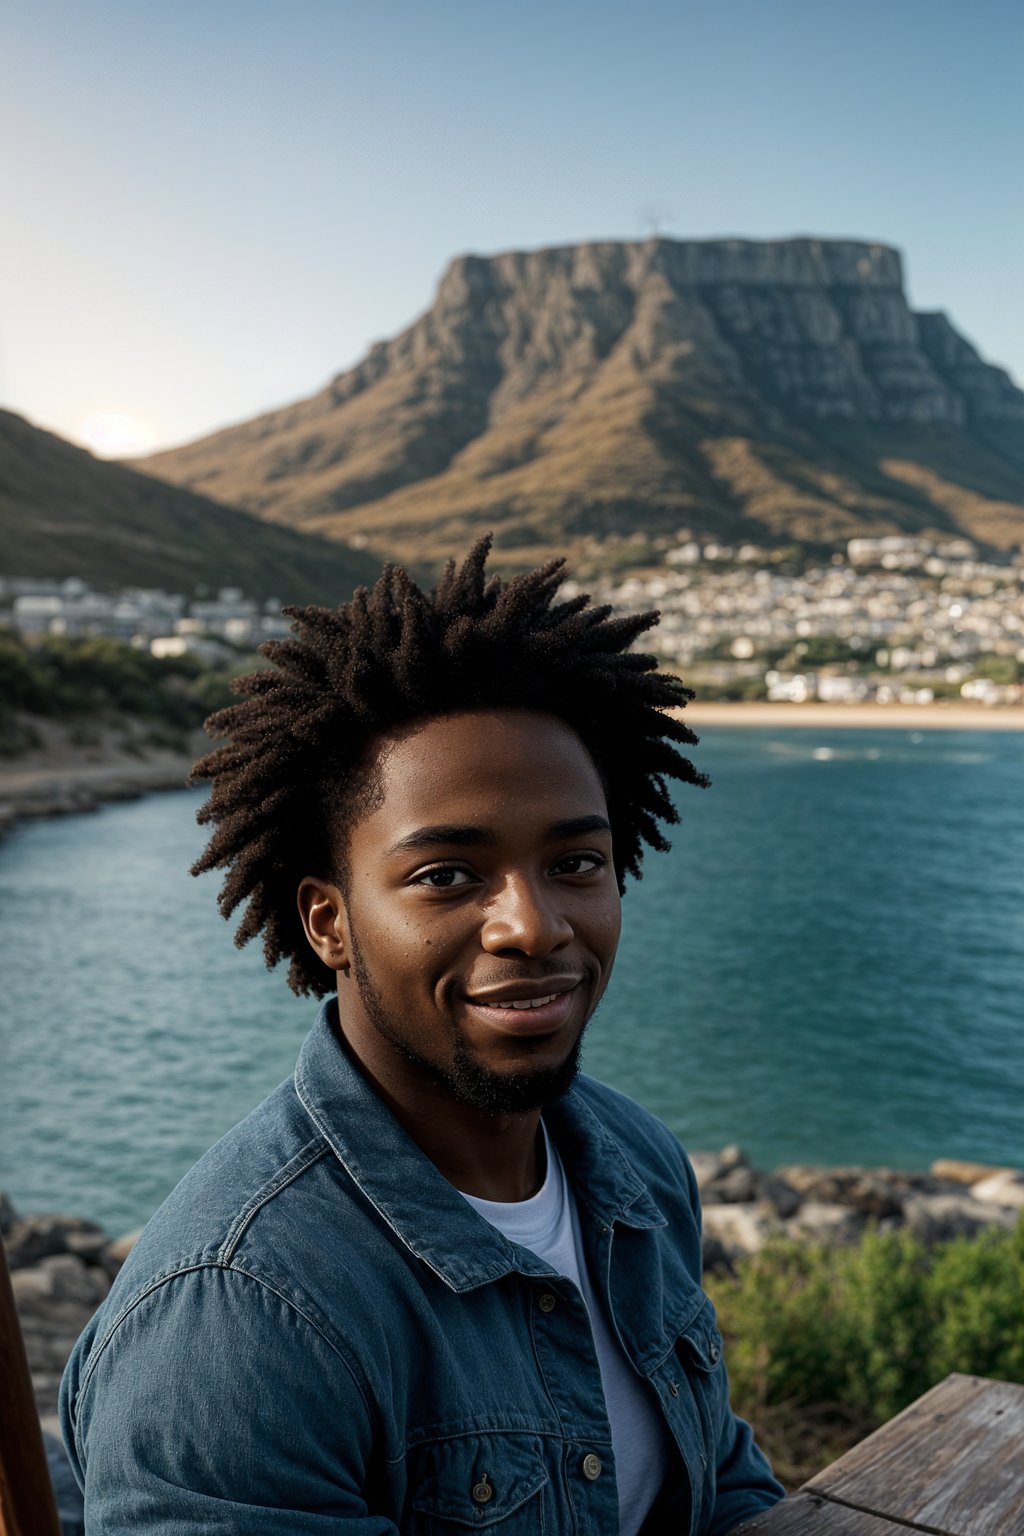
[
  {"left": 580, "top": 890, "right": 622, "bottom": 959},
  {"left": 363, "top": 904, "right": 469, "bottom": 976}
]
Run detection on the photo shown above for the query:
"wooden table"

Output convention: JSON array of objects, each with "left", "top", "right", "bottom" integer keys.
[{"left": 735, "top": 1374, "right": 1024, "bottom": 1535}]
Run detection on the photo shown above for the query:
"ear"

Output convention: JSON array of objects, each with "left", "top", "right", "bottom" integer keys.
[{"left": 297, "top": 876, "right": 352, "bottom": 974}]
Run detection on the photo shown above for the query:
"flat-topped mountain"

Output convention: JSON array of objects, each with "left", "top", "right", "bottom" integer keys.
[
  {"left": 0, "top": 409, "right": 381, "bottom": 602},
  {"left": 140, "top": 237, "right": 1024, "bottom": 567}
]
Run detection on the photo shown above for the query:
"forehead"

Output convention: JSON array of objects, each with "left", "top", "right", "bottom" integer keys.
[{"left": 363, "top": 709, "right": 607, "bottom": 833}]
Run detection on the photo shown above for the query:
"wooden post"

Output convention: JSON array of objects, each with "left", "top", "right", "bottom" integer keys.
[{"left": 0, "top": 1237, "right": 62, "bottom": 1536}]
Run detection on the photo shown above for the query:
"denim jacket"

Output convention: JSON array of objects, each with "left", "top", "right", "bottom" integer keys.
[{"left": 61, "top": 1000, "right": 784, "bottom": 1534}]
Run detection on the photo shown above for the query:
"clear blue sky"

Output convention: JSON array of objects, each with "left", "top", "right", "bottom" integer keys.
[{"left": 2, "top": 0, "right": 1021, "bottom": 456}]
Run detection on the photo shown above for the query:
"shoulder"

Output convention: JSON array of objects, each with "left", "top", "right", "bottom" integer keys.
[
  {"left": 569, "top": 1074, "right": 701, "bottom": 1211},
  {"left": 61, "top": 1080, "right": 377, "bottom": 1475},
  {"left": 61, "top": 1261, "right": 376, "bottom": 1510},
  {"left": 66, "top": 1078, "right": 353, "bottom": 1401},
  {"left": 111, "top": 1077, "right": 329, "bottom": 1289}
]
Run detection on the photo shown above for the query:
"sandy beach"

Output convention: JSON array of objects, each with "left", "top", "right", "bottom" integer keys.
[
  {"left": 683, "top": 702, "right": 1024, "bottom": 731},
  {"left": 0, "top": 704, "right": 1021, "bottom": 831}
]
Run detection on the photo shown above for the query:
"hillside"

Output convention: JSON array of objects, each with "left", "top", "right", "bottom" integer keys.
[
  {"left": 0, "top": 409, "right": 382, "bottom": 602},
  {"left": 139, "top": 237, "right": 1024, "bottom": 570}
]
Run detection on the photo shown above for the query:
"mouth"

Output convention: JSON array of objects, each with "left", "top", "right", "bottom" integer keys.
[{"left": 460, "top": 980, "right": 582, "bottom": 1036}]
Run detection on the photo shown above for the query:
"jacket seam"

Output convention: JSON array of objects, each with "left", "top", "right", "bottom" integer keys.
[
  {"left": 76, "top": 1261, "right": 375, "bottom": 1425},
  {"left": 219, "top": 1136, "right": 330, "bottom": 1263}
]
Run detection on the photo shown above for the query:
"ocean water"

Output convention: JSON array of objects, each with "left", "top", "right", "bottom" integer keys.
[{"left": 1, "top": 727, "right": 1022, "bottom": 1235}]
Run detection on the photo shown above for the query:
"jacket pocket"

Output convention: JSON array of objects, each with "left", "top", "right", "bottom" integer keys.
[
  {"left": 673, "top": 1297, "right": 727, "bottom": 1464},
  {"left": 677, "top": 1297, "right": 723, "bottom": 1377},
  {"left": 406, "top": 1432, "right": 548, "bottom": 1533}
]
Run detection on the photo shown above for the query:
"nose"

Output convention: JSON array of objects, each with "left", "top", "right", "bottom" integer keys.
[{"left": 480, "top": 874, "right": 574, "bottom": 957}]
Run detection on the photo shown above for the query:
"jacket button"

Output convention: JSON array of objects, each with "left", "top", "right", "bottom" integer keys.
[
  {"left": 582, "top": 1453, "right": 602, "bottom": 1481},
  {"left": 538, "top": 1292, "right": 557, "bottom": 1313},
  {"left": 471, "top": 1474, "right": 493, "bottom": 1504}
]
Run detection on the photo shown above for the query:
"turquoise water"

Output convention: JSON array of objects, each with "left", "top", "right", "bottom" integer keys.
[{"left": 1, "top": 727, "right": 1022, "bottom": 1234}]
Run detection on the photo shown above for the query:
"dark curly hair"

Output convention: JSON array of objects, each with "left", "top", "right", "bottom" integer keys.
[{"left": 191, "top": 538, "right": 708, "bottom": 996}]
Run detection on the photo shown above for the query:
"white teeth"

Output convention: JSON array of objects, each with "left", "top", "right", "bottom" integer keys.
[{"left": 493, "top": 994, "right": 558, "bottom": 1010}]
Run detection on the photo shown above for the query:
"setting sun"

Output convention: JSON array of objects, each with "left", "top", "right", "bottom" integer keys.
[{"left": 77, "top": 411, "right": 159, "bottom": 458}]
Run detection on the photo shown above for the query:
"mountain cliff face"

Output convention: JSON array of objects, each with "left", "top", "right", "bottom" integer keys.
[
  {"left": 140, "top": 238, "right": 1024, "bottom": 566},
  {"left": 0, "top": 410, "right": 381, "bottom": 602}
]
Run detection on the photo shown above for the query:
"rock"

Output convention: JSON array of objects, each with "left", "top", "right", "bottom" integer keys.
[
  {"left": 701, "top": 1202, "right": 784, "bottom": 1262},
  {"left": 21, "top": 1309, "right": 88, "bottom": 1346},
  {"left": 3, "top": 1215, "right": 106, "bottom": 1270},
  {"left": 835, "top": 1173, "right": 906, "bottom": 1221},
  {"left": 774, "top": 1165, "right": 845, "bottom": 1203},
  {"left": 44, "top": 1430, "right": 85, "bottom": 1536},
  {"left": 930, "top": 1158, "right": 1011, "bottom": 1186},
  {"left": 970, "top": 1171, "right": 1024, "bottom": 1209},
  {"left": 706, "top": 1161, "right": 798, "bottom": 1210},
  {"left": 0, "top": 1189, "right": 18, "bottom": 1235},
  {"left": 786, "top": 1201, "right": 865, "bottom": 1247},
  {"left": 707, "top": 1165, "right": 760, "bottom": 1204},
  {"left": 20, "top": 1321, "right": 95, "bottom": 1377},
  {"left": 760, "top": 1175, "right": 802, "bottom": 1220},
  {"left": 701, "top": 1233, "right": 732, "bottom": 1275},
  {"left": 102, "top": 1229, "right": 142, "bottom": 1275},
  {"left": 773, "top": 1166, "right": 909, "bottom": 1218},
  {"left": 12, "top": 1254, "right": 111, "bottom": 1309},
  {"left": 718, "top": 1144, "right": 749, "bottom": 1173},
  {"left": 687, "top": 1152, "right": 724, "bottom": 1192},
  {"left": 64, "top": 1229, "right": 110, "bottom": 1265},
  {"left": 901, "top": 1193, "right": 1018, "bottom": 1246}
]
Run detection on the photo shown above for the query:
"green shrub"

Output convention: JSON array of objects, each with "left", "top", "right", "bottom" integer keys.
[
  {"left": 971, "top": 653, "right": 1020, "bottom": 685},
  {"left": 707, "top": 1219, "right": 1024, "bottom": 1487},
  {"left": 0, "top": 630, "right": 238, "bottom": 735},
  {"left": 0, "top": 633, "right": 51, "bottom": 712}
]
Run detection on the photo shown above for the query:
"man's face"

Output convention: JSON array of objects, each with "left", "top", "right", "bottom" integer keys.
[{"left": 316, "top": 709, "right": 622, "bottom": 1116}]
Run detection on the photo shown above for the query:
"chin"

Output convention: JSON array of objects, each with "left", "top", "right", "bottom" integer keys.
[{"left": 445, "top": 1039, "right": 583, "bottom": 1115}]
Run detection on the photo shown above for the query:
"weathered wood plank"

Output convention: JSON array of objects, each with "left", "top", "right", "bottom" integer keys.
[
  {"left": 732, "top": 1490, "right": 915, "bottom": 1533},
  {"left": 805, "top": 1373, "right": 1024, "bottom": 1536}
]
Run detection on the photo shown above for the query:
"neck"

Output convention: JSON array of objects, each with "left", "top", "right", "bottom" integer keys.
[{"left": 333, "top": 1014, "right": 546, "bottom": 1202}]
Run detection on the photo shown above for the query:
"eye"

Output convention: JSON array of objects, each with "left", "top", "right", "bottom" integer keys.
[
  {"left": 550, "top": 852, "right": 605, "bottom": 877},
  {"left": 411, "top": 864, "right": 476, "bottom": 889}
]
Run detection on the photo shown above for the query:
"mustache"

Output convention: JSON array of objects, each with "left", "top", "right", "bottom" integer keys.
[{"left": 457, "top": 960, "right": 587, "bottom": 990}]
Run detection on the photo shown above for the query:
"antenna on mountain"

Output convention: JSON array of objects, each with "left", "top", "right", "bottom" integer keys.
[{"left": 638, "top": 202, "right": 672, "bottom": 237}]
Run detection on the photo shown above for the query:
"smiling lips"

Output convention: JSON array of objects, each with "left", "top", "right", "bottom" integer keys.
[
  {"left": 462, "top": 981, "right": 581, "bottom": 1035},
  {"left": 493, "top": 993, "right": 561, "bottom": 1010}
]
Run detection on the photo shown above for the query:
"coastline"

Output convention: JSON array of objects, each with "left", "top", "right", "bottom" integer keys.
[
  {"left": 0, "top": 721, "right": 206, "bottom": 834},
  {"left": 683, "top": 701, "right": 1024, "bottom": 731},
  {"left": 1, "top": 703, "right": 1022, "bottom": 836}
]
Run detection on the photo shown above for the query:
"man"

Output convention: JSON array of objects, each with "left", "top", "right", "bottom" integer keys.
[{"left": 61, "top": 540, "right": 784, "bottom": 1533}]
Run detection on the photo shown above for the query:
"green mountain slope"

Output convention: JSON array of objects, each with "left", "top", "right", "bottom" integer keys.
[{"left": 0, "top": 409, "right": 382, "bottom": 602}]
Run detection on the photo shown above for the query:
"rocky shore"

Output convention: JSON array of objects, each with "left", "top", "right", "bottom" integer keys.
[
  {"left": 6, "top": 1150, "right": 1023, "bottom": 1421},
  {"left": 0, "top": 719, "right": 204, "bottom": 836},
  {"left": 692, "top": 1148, "right": 1024, "bottom": 1271},
  {"left": 5, "top": 1151, "right": 1022, "bottom": 1531},
  {"left": 1, "top": 1195, "right": 141, "bottom": 1535}
]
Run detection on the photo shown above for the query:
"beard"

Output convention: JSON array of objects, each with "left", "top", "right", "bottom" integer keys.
[{"left": 348, "top": 933, "right": 587, "bottom": 1115}]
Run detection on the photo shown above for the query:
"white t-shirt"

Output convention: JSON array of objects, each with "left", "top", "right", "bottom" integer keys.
[{"left": 460, "top": 1121, "right": 671, "bottom": 1536}]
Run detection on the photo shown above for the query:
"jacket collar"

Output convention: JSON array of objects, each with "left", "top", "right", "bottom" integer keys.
[{"left": 294, "top": 999, "right": 666, "bottom": 1294}]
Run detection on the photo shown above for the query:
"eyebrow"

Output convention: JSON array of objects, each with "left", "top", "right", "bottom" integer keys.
[{"left": 386, "top": 814, "right": 612, "bottom": 857}]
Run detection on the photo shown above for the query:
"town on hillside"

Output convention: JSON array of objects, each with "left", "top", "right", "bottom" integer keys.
[{"left": 4, "top": 533, "right": 1023, "bottom": 707}]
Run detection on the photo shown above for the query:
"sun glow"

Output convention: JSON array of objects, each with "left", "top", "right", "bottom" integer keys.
[{"left": 77, "top": 412, "right": 159, "bottom": 459}]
